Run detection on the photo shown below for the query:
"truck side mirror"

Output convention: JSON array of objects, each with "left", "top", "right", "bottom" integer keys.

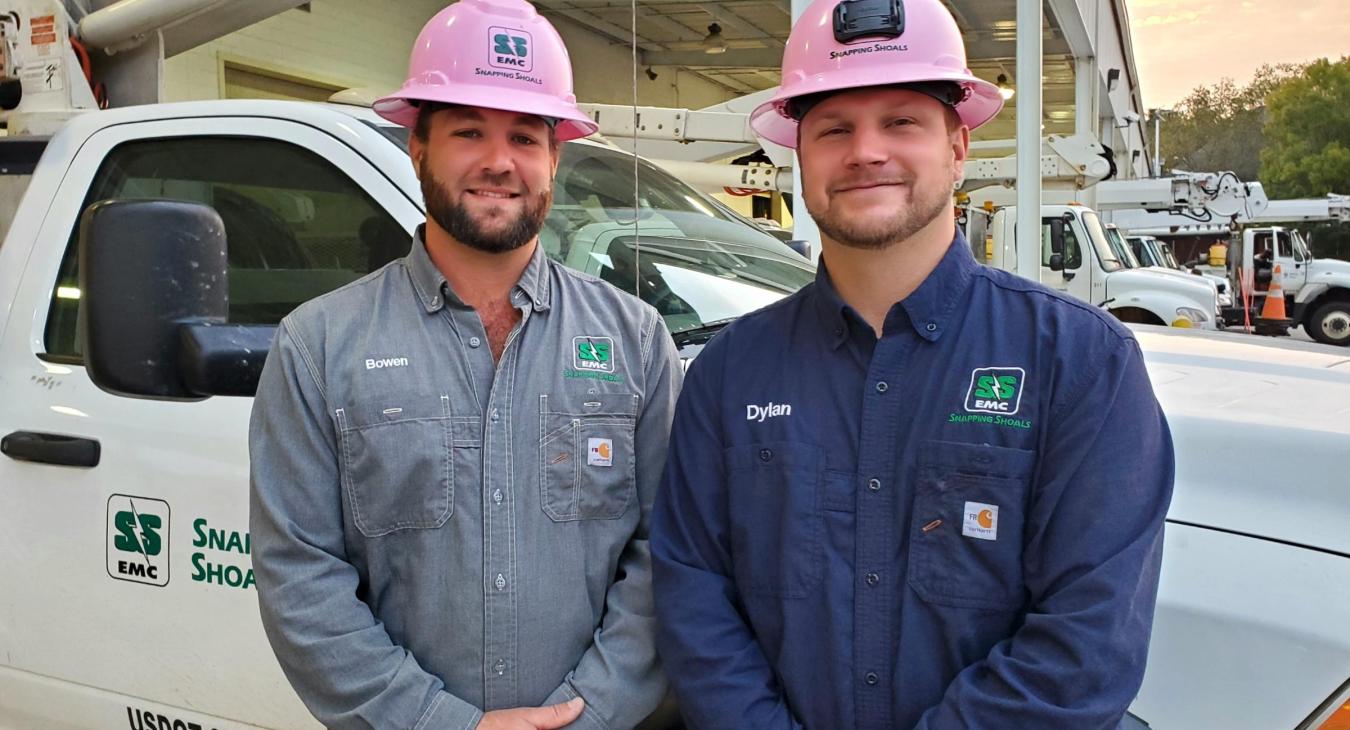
[
  {"left": 1048, "top": 219, "right": 1066, "bottom": 255},
  {"left": 786, "top": 239, "right": 812, "bottom": 259},
  {"left": 1048, "top": 253, "right": 1065, "bottom": 272},
  {"left": 80, "top": 199, "right": 273, "bottom": 399}
]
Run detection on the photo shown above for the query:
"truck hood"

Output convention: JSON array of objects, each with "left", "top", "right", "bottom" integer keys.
[
  {"left": 1308, "top": 256, "right": 1350, "bottom": 284},
  {"left": 1108, "top": 268, "right": 1216, "bottom": 307},
  {"left": 1136, "top": 326, "right": 1350, "bottom": 556},
  {"left": 1142, "top": 266, "right": 1220, "bottom": 293}
]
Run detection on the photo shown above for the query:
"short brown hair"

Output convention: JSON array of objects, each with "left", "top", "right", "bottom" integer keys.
[{"left": 413, "top": 101, "right": 455, "bottom": 142}]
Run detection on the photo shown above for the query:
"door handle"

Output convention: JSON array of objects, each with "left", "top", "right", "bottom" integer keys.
[{"left": 2, "top": 431, "right": 101, "bottom": 467}]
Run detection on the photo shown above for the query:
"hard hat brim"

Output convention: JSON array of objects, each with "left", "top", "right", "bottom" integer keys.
[
  {"left": 374, "top": 83, "right": 598, "bottom": 142},
  {"left": 750, "top": 70, "right": 1004, "bottom": 149}
]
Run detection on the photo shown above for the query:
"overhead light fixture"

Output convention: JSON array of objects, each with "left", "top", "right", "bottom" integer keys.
[
  {"left": 702, "top": 22, "right": 727, "bottom": 55},
  {"left": 997, "top": 74, "right": 1015, "bottom": 101}
]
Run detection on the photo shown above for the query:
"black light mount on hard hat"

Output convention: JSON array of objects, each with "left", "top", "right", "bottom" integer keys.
[
  {"left": 786, "top": 81, "right": 965, "bottom": 122},
  {"left": 833, "top": 0, "right": 905, "bottom": 44}
]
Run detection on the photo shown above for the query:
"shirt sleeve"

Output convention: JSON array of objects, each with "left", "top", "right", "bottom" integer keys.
[
  {"left": 540, "top": 310, "right": 681, "bottom": 729},
  {"left": 249, "top": 321, "right": 483, "bottom": 730},
  {"left": 915, "top": 332, "right": 1175, "bottom": 730},
  {"left": 650, "top": 335, "right": 805, "bottom": 730}
]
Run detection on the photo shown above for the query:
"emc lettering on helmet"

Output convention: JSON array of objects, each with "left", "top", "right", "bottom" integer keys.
[{"left": 488, "top": 26, "right": 533, "bottom": 72}]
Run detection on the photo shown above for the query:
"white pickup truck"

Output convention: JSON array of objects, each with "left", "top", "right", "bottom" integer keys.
[{"left": 1, "top": 99, "right": 1348, "bottom": 730}]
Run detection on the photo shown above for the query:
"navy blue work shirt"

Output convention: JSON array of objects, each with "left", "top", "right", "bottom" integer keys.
[{"left": 651, "top": 232, "right": 1175, "bottom": 729}]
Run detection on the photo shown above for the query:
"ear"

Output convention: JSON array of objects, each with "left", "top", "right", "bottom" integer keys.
[
  {"left": 409, "top": 134, "right": 426, "bottom": 181},
  {"left": 950, "top": 123, "right": 970, "bottom": 185}
]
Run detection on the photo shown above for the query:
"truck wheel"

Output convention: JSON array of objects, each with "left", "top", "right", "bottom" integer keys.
[{"left": 1308, "top": 301, "right": 1350, "bottom": 346}]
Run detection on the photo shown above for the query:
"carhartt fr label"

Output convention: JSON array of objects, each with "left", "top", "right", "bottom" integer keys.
[
  {"left": 962, "top": 501, "right": 999, "bottom": 541},
  {"left": 588, "top": 438, "right": 614, "bottom": 467}
]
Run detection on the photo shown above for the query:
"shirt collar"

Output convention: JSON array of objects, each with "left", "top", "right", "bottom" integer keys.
[
  {"left": 406, "top": 225, "right": 553, "bottom": 313},
  {"left": 811, "top": 229, "right": 979, "bottom": 347}
]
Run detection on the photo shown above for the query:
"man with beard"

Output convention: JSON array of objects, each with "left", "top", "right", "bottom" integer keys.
[
  {"left": 650, "top": 0, "right": 1175, "bottom": 726},
  {"left": 249, "top": 1, "right": 679, "bottom": 728}
]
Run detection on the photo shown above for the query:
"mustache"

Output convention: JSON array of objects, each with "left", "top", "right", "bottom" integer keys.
[{"left": 464, "top": 171, "right": 526, "bottom": 195}]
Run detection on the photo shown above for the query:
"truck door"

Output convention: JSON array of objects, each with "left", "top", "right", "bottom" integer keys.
[
  {"left": 0, "top": 116, "right": 421, "bottom": 729},
  {"left": 1282, "top": 230, "right": 1310, "bottom": 293},
  {"left": 1038, "top": 216, "right": 1084, "bottom": 297},
  {"left": 1269, "top": 230, "right": 1301, "bottom": 292}
]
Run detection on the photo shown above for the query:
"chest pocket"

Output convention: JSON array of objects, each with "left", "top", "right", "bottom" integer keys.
[
  {"left": 336, "top": 394, "right": 479, "bottom": 538},
  {"left": 725, "top": 442, "right": 824, "bottom": 599},
  {"left": 539, "top": 392, "right": 639, "bottom": 522},
  {"left": 907, "top": 440, "right": 1036, "bottom": 611}
]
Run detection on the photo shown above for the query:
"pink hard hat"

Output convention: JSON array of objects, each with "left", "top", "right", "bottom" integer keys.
[
  {"left": 374, "top": 0, "right": 598, "bottom": 141},
  {"left": 750, "top": 0, "right": 1004, "bottom": 148}
]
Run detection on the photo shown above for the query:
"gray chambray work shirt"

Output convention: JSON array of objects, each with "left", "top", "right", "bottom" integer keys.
[{"left": 249, "top": 231, "right": 680, "bottom": 730}]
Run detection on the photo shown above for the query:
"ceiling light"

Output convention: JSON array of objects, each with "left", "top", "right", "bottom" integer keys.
[
  {"left": 702, "top": 22, "right": 727, "bottom": 55},
  {"left": 997, "top": 74, "right": 1015, "bottom": 100}
]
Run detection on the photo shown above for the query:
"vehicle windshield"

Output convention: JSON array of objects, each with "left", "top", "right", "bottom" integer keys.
[
  {"left": 1157, "top": 240, "right": 1182, "bottom": 268},
  {"left": 376, "top": 125, "right": 814, "bottom": 335},
  {"left": 1127, "top": 236, "right": 1159, "bottom": 267},
  {"left": 1084, "top": 212, "right": 1126, "bottom": 272},
  {"left": 1293, "top": 230, "right": 1312, "bottom": 261},
  {"left": 1104, "top": 225, "right": 1142, "bottom": 268}
]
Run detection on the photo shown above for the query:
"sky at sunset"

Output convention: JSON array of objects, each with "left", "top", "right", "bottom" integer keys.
[{"left": 1124, "top": 0, "right": 1350, "bottom": 109}]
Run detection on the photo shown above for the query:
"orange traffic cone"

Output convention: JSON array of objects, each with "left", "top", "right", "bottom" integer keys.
[{"left": 1256, "top": 264, "right": 1292, "bottom": 335}]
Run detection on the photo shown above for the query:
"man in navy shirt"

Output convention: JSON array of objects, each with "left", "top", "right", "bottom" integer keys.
[{"left": 650, "top": 0, "right": 1175, "bottom": 727}]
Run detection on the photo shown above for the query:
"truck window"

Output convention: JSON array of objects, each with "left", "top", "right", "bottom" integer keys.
[
  {"left": 43, "top": 136, "right": 410, "bottom": 360},
  {"left": 1081, "top": 210, "right": 1125, "bottom": 273},
  {"left": 1292, "top": 230, "right": 1310, "bottom": 262},
  {"left": 1276, "top": 230, "right": 1293, "bottom": 258},
  {"left": 1041, "top": 219, "right": 1082, "bottom": 270}
]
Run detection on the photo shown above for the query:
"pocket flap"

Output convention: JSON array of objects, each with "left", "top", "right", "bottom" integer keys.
[
  {"left": 541, "top": 392, "right": 639, "bottom": 417},
  {"left": 337, "top": 393, "right": 450, "bottom": 431},
  {"left": 917, "top": 439, "right": 1036, "bottom": 480}
]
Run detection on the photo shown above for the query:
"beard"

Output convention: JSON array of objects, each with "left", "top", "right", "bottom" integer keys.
[
  {"left": 419, "top": 157, "right": 552, "bottom": 254},
  {"left": 807, "top": 176, "right": 952, "bottom": 251}
]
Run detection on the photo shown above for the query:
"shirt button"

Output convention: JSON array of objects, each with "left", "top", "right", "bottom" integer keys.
[
  {"left": 876, "top": 381, "right": 889, "bottom": 393},
  {"left": 868, "top": 478, "right": 881, "bottom": 492},
  {"left": 493, "top": 489, "right": 503, "bottom": 505},
  {"left": 430, "top": 296, "right": 439, "bottom": 307},
  {"left": 469, "top": 336, "right": 482, "bottom": 348},
  {"left": 493, "top": 659, "right": 506, "bottom": 675},
  {"left": 495, "top": 573, "right": 506, "bottom": 591},
  {"left": 865, "top": 572, "right": 880, "bottom": 586},
  {"left": 759, "top": 448, "right": 774, "bottom": 462},
  {"left": 865, "top": 672, "right": 879, "bottom": 685},
  {"left": 491, "top": 408, "right": 500, "bottom": 422},
  {"left": 926, "top": 322, "right": 937, "bottom": 333}
]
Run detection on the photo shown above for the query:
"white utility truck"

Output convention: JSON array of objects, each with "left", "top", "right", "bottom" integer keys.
[
  {"left": 1108, "top": 226, "right": 1232, "bottom": 310},
  {"left": 1126, "top": 232, "right": 1233, "bottom": 308},
  {"left": 1, "top": 5, "right": 1348, "bottom": 730},
  {"left": 1111, "top": 195, "right": 1350, "bottom": 345},
  {"left": 970, "top": 203, "right": 1221, "bottom": 328}
]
